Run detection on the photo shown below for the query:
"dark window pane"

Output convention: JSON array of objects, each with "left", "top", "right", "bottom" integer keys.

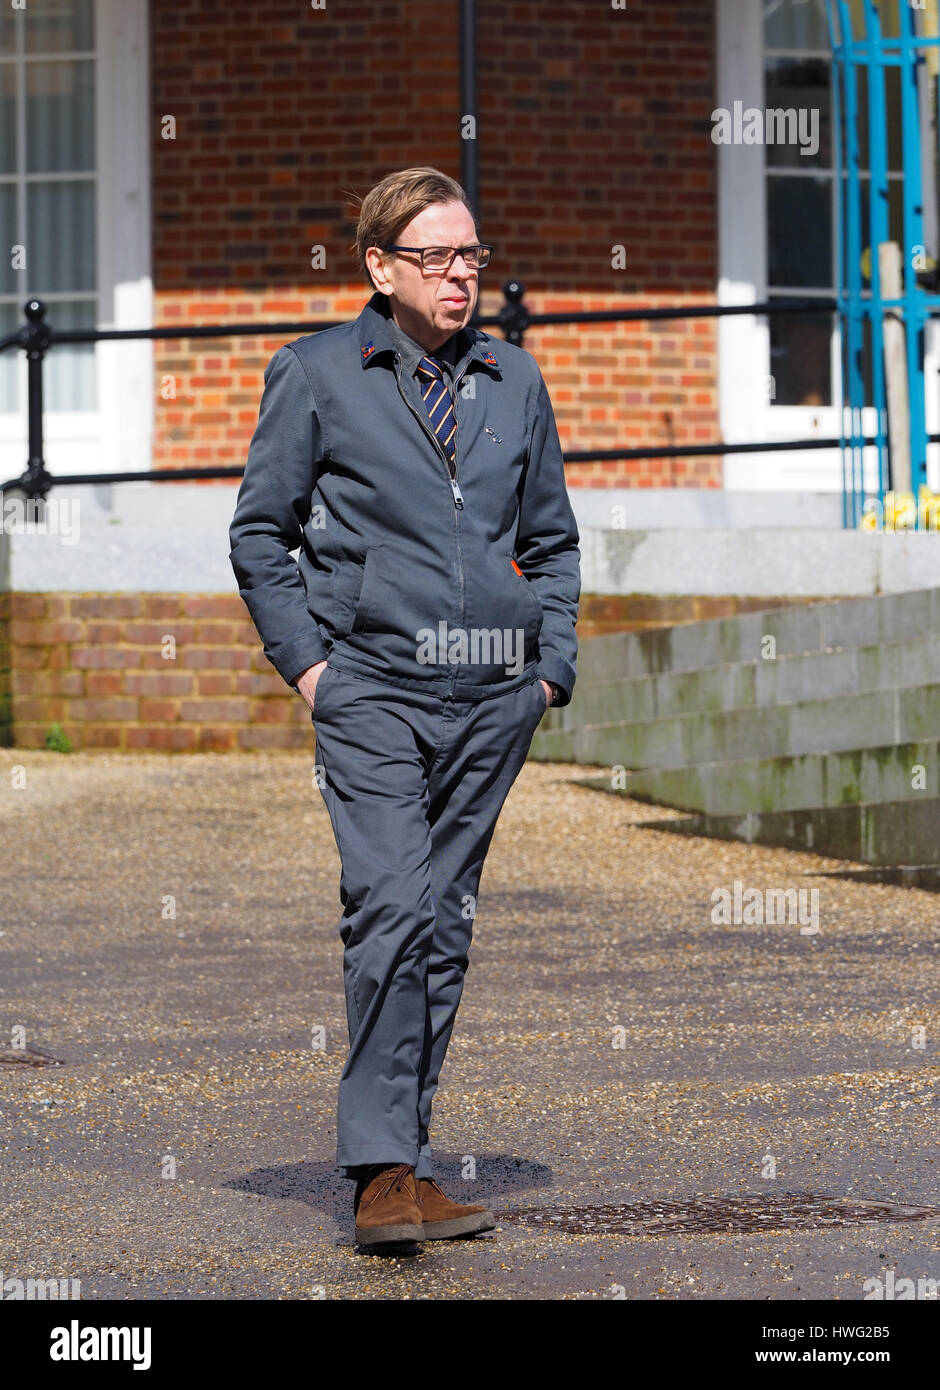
[
  {"left": 853, "top": 67, "right": 903, "bottom": 173},
  {"left": 26, "top": 59, "right": 95, "bottom": 173},
  {"left": 0, "top": 181, "right": 17, "bottom": 294},
  {"left": 26, "top": 179, "right": 95, "bottom": 292},
  {"left": 0, "top": 300, "right": 18, "bottom": 412},
  {"left": 0, "top": 61, "right": 15, "bottom": 173},
  {"left": 24, "top": 0, "right": 94, "bottom": 54},
  {"left": 43, "top": 297, "right": 96, "bottom": 411},
  {"left": 0, "top": 9, "right": 16, "bottom": 53},
  {"left": 768, "top": 174, "right": 833, "bottom": 288},
  {"left": 765, "top": 58, "right": 832, "bottom": 169},
  {"left": 764, "top": 0, "right": 829, "bottom": 49},
  {"left": 769, "top": 302, "right": 833, "bottom": 406},
  {"left": 841, "top": 312, "right": 875, "bottom": 408}
]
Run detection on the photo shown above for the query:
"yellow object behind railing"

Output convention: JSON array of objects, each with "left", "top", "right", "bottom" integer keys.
[{"left": 860, "top": 486, "right": 940, "bottom": 531}]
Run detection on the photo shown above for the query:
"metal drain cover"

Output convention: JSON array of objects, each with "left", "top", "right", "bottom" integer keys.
[{"left": 499, "top": 1193, "right": 940, "bottom": 1236}]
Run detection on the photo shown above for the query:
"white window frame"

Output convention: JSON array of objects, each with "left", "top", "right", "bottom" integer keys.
[{"left": 0, "top": 0, "right": 152, "bottom": 485}]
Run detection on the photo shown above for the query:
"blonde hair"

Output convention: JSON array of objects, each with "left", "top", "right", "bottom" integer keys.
[{"left": 347, "top": 166, "right": 479, "bottom": 290}]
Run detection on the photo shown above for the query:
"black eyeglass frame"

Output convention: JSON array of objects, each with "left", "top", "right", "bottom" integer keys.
[{"left": 380, "top": 243, "right": 494, "bottom": 270}]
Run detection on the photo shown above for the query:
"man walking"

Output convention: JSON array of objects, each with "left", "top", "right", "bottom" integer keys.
[{"left": 229, "top": 166, "right": 580, "bottom": 1247}]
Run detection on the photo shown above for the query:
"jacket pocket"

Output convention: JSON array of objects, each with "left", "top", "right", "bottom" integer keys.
[
  {"left": 347, "top": 542, "right": 459, "bottom": 648},
  {"left": 462, "top": 549, "right": 543, "bottom": 669},
  {"left": 329, "top": 554, "right": 366, "bottom": 639},
  {"left": 509, "top": 556, "right": 543, "bottom": 636},
  {"left": 311, "top": 660, "right": 334, "bottom": 719},
  {"left": 350, "top": 544, "right": 383, "bottom": 634}
]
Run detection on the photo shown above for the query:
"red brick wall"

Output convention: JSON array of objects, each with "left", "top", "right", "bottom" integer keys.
[
  {"left": 2, "top": 594, "right": 310, "bottom": 752},
  {"left": 2, "top": 591, "right": 817, "bottom": 752},
  {"left": 150, "top": 0, "right": 719, "bottom": 488}
]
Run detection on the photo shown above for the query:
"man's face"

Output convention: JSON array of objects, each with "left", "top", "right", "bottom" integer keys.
[{"left": 366, "top": 200, "right": 481, "bottom": 352}]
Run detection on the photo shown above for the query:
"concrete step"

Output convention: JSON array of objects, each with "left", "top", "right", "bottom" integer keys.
[
  {"left": 806, "top": 865, "right": 940, "bottom": 891},
  {"left": 566, "top": 632, "right": 940, "bottom": 728},
  {"left": 576, "top": 585, "right": 940, "bottom": 683},
  {"left": 624, "top": 798, "right": 940, "bottom": 867},
  {"left": 569, "top": 739, "right": 940, "bottom": 817},
  {"left": 532, "top": 681, "right": 940, "bottom": 771}
]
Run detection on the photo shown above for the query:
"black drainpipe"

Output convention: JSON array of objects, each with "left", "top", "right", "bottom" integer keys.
[{"left": 459, "top": 0, "right": 479, "bottom": 221}]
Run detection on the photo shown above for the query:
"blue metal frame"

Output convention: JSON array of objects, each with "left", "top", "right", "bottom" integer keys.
[
  {"left": 898, "top": 1, "right": 929, "bottom": 496},
  {"left": 826, "top": 0, "right": 940, "bottom": 527}
]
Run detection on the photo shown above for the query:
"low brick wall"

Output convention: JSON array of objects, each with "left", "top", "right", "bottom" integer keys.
[
  {"left": 575, "top": 594, "right": 819, "bottom": 640},
  {"left": 1, "top": 594, "right": 306, "bottom": 752},
  {"left": 0, "top": 591, "right": 816, "bottom": 751}
]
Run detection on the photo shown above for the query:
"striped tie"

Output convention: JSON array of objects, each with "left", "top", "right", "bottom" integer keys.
[{"left": 417, "top": 354, "right": 457, "bottom": 464}]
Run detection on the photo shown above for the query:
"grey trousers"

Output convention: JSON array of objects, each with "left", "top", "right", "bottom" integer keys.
[{"left": 311, "top": 658, "right": 547, "bottom": 1180}]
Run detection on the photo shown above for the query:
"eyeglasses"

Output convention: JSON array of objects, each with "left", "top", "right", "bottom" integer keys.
[{"left": 381, "top": 244, "right": 493, "bottom": 271}]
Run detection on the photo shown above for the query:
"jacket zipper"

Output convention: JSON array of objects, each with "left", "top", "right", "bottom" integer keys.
[
  {"left": 394, "top": 351, "right": 466, "bottom": 683},
  {"left": 394, "top": 352, "right": 465, "bottom": 509},
  {"left": 451, "top": 361, "right": 468, "bottom": 636}
]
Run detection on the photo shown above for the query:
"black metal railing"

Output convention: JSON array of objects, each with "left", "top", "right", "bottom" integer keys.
[{"left": 0, "top": 283, "right": 908, "bottom": 500}]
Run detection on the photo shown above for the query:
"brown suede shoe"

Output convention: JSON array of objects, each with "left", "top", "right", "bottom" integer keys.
[
  {"left": 418, "top": 1177, "right": 495, "bottom": 1239},
  {"left": 353, "top": 1164, "right": 424, "bottom": 1246}
]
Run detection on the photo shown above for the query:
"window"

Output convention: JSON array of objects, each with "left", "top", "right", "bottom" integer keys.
[
  {"left": 764, "top": 0, "right": 904, "bottom": 407},
  {"left": 718, "top": 0, "right": 938, "bottom": 491},
  {"left": 0, "top": 0, "right": 97, "bottom": 414},
  {"left": 0, "top": 0, "right": 151, "bottom": 485}
]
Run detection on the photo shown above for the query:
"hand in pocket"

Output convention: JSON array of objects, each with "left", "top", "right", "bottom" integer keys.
[{"left": 296, "top": 660, "right": 328, "bottom": 712}]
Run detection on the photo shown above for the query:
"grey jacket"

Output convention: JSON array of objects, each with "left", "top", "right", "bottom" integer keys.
[{"left": 228, "top": 291, "right": 581, "bottom": 704}]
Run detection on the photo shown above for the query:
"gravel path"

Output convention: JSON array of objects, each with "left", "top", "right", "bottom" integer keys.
[{"left": 1, "top": 748, "right": 937, "bottom": 1300}]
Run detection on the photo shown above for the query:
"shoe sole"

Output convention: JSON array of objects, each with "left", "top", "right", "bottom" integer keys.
[
  {"left": 422, "top": 1210, "right": 496, "bottom": 1240},
  {"left": 355, "top": 1221, "right": 424, "bottom": 1246}
]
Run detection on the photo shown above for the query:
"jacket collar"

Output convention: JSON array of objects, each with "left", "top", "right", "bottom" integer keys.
[{"left": 356, "top": 291, "right": 501, "bottom": 376}]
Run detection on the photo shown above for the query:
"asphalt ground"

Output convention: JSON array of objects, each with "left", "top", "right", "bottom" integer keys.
[{"left": 0, "top": 747, "right": 937, "bottom": 1302}]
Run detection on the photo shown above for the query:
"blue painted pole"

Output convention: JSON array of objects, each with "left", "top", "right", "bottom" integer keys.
[
  {"left": 825, "top": 0, "right": 851, "bottom": 529},
  {"left": 863, "top": 0, "right": 889, "bottom": 508},
  {"left": 834, "top": 0, "right": 866, "bottom": 528},
  {"left": 897, "top": 2, "right": 929, "bottom": 504}
]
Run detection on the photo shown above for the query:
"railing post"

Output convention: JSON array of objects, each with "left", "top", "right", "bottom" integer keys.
[
  {"left": 499, "top": 279, "right": 528, "bottom": 347},
  {"left": 22, "top": 298, "right": 52, "bottom": 501}
]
